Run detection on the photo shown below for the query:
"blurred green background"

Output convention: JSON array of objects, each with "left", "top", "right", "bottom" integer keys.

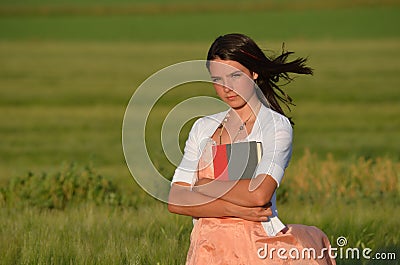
[
  {"left": 0, "top": 0, "right": 399, "bottom": 264},
  {"left": 1, "top": 0, "right": 399, "bottom": 178}
]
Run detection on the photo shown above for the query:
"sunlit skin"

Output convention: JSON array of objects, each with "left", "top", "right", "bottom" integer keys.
[
  {"left": 209, "top": 59, "right": 259, "bottom": 122},
  {"left": 209, "top": 59, "right": 261, "bottom": 143}
]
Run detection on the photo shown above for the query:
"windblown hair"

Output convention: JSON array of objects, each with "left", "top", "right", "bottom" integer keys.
[{"left": 206, "top": 33, "right": 313, "bottom": 125}]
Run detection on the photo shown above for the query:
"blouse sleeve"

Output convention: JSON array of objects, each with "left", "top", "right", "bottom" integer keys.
[
  {"left": 254, "top": 113, "right": 293, "bottom": 187},
  {"left": 170, "top": 118, "right": 202, "bottom": 185}
]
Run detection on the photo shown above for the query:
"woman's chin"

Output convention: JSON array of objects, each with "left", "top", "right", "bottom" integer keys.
[{"left": 228, "top": 102, "right": 247, "bottom": 110}]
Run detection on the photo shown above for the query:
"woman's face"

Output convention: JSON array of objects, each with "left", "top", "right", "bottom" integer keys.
[{"left": 209, "top": 59, "right": 258, "bottom": 109}]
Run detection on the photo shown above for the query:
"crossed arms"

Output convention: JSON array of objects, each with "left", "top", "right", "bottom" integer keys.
[{"left": 167, "top": 174, "right": 277, "bottom": 222}]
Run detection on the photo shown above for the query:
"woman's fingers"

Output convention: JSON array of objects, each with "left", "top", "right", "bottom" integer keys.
[
  {"left": 245, "top": 207, "right": 272, "bottom": 222},
  {"left": 264, "top": 207, "right": 272, "bottom": 216},
  {"left": 235, "top": 205, "right": 273, "bottom": 222},
  {"left": 258, "top": 207, "right": 271, "bottom": 221}
]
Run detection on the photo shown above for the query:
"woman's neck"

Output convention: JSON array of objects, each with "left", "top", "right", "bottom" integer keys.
[{"left": 232, "top": 96, "right": 261, "bottom": 123}]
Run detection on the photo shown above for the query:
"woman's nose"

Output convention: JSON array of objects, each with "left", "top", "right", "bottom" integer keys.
[
  {"left": 223, "top": 85, "right": 233, "bottom": 92},
  {"left": 223, "top": 79, "right": 234, "bottom": 92}
]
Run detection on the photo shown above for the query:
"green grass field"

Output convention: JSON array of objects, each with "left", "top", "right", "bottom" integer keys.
[{"left": 0, "top": 1, "right": 399, "bottom": 264}]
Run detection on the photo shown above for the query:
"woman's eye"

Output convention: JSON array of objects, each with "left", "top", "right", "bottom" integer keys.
[
  {"left": 211, "top": 78, "right": 222, "bottom": 83},
  {"left": 231, "top": 73, "right": 242, "bottom": 79}
]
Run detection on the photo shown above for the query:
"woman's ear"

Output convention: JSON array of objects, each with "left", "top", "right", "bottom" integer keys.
[{"left": 252, "top": 72, "right": 259, "bottom": 80}]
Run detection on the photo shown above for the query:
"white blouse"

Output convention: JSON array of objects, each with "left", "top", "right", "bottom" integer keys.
[{"left": 171, "top": 104, "right": 293, "bottom": 236}]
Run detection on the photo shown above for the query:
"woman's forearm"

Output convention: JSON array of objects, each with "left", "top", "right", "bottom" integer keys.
[
  {"left": 192, "top": 174, "right": 277, "bottom": 207},
  {"left": 168, "top": 183, "right": 271, "bottom": 221},
  {"left": 168, "top": 183, "right": 234, "bottom": 218}
]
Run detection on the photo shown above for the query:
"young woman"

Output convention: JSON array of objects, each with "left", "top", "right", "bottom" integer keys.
[{"left": 168, "top": 33, "right": 335, "bottom": 265}]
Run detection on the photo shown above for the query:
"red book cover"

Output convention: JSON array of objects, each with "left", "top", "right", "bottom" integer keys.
[{"left": 212, "top": 141, "right": 262, "bottom": 181}]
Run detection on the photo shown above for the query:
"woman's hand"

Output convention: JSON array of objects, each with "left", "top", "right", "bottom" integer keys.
[{"left": 232, "top": 202, "right": 273, "bottom": 222}]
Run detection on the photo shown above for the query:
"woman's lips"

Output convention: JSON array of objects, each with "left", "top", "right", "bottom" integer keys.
[{"left": 226, "top": 95, "right": 237, "bottom": 100}]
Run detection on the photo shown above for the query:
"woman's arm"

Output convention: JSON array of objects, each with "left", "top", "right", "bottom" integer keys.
[
  {"left": 193, "top": 118, "right": 293, "bottom": 207},
  {"left": 168, "top": 182, "right": 272, "bottom": 222},
  {"left": 192, "top": 174, "right": 276, "bottom": 207}
]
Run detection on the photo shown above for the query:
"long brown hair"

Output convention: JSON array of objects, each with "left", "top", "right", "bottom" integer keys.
[{"left": 206, "top": 33, "right": 313, "bottom": 125}]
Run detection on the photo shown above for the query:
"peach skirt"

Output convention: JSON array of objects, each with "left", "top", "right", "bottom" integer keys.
[{"left": 186, "top": 218, "right": 336, "bottom": 265}]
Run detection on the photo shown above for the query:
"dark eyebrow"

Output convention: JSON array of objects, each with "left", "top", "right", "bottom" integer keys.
[
  {"left": 210, "top": 70, "right": 242, "bottom": 79},
  {"left": 229, "top": 71, "right": 242, "bottom": 76}
]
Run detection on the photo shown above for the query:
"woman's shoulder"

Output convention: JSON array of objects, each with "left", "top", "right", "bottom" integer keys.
[{"left": 259, "top": 105, "right": 292, "bottom": 132}]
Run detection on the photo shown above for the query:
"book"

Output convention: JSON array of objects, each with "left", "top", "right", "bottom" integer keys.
[
  {"left": 205, "top": 140, "right": 287, "bottom": 236},
  {"left": 212, "top": 141, "right": 262, "bottom": 181}
]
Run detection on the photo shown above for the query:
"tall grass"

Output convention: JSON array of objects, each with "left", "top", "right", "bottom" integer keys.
[
  {"left": 0, "top": 154, "right": 398, "bottom": 264},
  {"left": 0, "top": 204, "right": 191, "bottom": 265},
  {"left": 279, "top": 151, "right": 400, "bottom": 256},
  {"left": 0, "top": 163, "right": 124, "bottom": 209},
  {"left": 281, "top": 150, "right": 399, "bottom": 205}
]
